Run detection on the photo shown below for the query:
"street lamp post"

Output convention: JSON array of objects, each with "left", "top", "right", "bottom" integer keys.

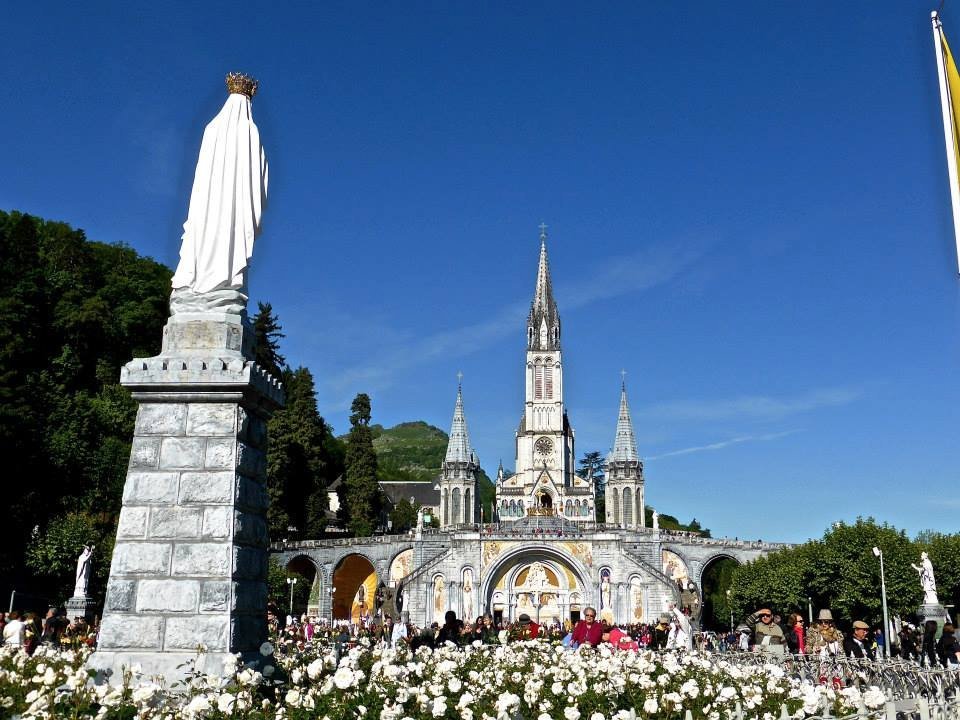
[
  {"left": 807, "top": 597, "right": 812, "bottom": 624},
  {"left": 726, "top": 589, "right": 733, "bottom": 631},
  {"left": 286, "top": 577, "right": 298, "bottom": 619},
  {"left": 329, "top": 586, "right": 337, "bottom": 626},
  {"left": 873, "top": 547, "right": 891, "bottom": 658}
]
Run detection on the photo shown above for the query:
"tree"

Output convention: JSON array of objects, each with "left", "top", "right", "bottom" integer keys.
[
  {"left": 266, "top": 367, "right": 343, "bottom": 539},
  {"left": 343, "top": 393, "right": 381, "bottom": 536},
  {"left": 0, "top": 212, "right": 169, "bottom": 605},
  {"left": 728, "top": 518, "right": 924, "bottom": 626},
  {"left": 252, "top": 301, "right": 285, "bottom": 380},
  {"left": 389, "top": 498, "right": 418, "bottom": 533},
  {"left": 578, "top": 451, "right": 605, "bottom": 485}
]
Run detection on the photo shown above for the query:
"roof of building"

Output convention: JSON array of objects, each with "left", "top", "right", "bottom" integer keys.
[
  {"left": 378, "top": 481, "right": 440, "bottom": 508},
  {"left": 609, "top": 382, "right": 640, "bottom": 464}
]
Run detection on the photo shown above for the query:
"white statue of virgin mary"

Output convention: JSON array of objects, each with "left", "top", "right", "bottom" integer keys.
[{"left": 170, "top": 73, "right": 268, "bottom": 316}]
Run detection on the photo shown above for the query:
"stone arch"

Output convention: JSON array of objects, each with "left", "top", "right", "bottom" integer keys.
[
  {"left": 480, "top": 543, "right": 593, "bottom": 621},
  {"left": 332, "top": 553, "right": 377, "bottom": 623},
  {"left": 282, "top": 554, "right": 321, "bottom": 618},
  {"left": 696, "top": 552, "right": 743, "bottom": 630},
  {"left": 388, "top": 547, "right": 415, "bottom": 586}
]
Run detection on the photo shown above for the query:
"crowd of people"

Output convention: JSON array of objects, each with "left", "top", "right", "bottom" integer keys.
[
  {"left": 0, "top": 609, "right": 98, "bottom": 653},
  {"left": 728, "top": 607, "right": 960, "bottom": 667},
  {"left": 265, "top": 600, "right": 960, "bottom": 670}
]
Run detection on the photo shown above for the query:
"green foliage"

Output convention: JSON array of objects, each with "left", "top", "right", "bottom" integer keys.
[
  {"left": 266, "top": 367, "right": 344, "bottom": 540},
  {"left": 578, "top": 450, "right": 605, "bottom": 484},
  {"left": 389, "top": 498, "right": 418, "bottom": 532},
  {"left": 0, "top": 211, "right": 169, "bottom": 606},
  {"left": 253, "top": 301, "right": 285, "bottom": 380},
  {"left": 729, "top": 517, "right": 929, "bottom": 626},
  {"left": 344, "top": 393, "right": 381, "bottom": 536},
  {"left": 645, "top": 506, "right": 711, "bottom": 536},
  {"left": 24, "top": 512, "right": 116, "bottom": 602}
]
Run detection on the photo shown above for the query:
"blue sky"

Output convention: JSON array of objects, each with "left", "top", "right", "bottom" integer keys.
[{"left": 3, "top": 1, "right": 959, "bottom": 543}]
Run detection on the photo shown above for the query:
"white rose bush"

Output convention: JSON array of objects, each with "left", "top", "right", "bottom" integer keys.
[{"left": 0, "top": 639, "right": 927, "bottom": 720}]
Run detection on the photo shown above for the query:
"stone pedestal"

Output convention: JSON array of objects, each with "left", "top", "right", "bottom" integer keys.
[
  {"left": 919, "top": 602, "right": 950, "bottom": 625},
  {"left": 89, "top": 314, "right": 282, "bottom": 683},
  {"left": 66, "top": 595, "right": 97, "bottom": 623}
]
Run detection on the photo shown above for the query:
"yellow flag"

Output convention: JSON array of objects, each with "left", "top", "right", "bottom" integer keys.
[
  {"left": 940, "top": 30, "right": 960, "bottom": 182},
  {"left": 933, "top": 13, "right": 960, "bottom": 273}
]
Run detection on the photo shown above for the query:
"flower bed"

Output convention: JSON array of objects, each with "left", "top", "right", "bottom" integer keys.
[{"left": 0, "top": 641, "right": 897, "bottom": 720}]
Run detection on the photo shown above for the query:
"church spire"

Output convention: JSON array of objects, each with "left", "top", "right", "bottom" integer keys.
[
  {"left": 445, "top": 373, "right": 475, "bottom": 464},
  {"left": 610, "top": 378, "right": 639, "bottom": 463},
  {"left": 527, "top": 224, "right": 561, "bottom": 350}
]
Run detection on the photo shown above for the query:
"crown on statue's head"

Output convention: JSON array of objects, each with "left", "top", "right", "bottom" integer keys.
[{"left": 225, "top": 72, "right": 258, "bottom": 98}]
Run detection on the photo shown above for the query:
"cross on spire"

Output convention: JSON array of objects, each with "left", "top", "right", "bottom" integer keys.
[
  {"left": 457, "top": 370, "right": 463, "bottom": 387},
  {"left": 538, "top": 222, "right": 548, "bottom": 242},
  {"left": 620, "top": 369, "right": 627, "bottom": 388}
]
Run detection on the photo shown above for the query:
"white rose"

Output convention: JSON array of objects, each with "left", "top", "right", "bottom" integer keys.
[
  {"left": 259, "top": 641, "right": 274, "bottom": 657},
  {"left": 217, "top": 694, "right": 236, "bottom": 713},
  {"left": 565, "top": 706, "right": 581, "bottom": 720},
  {"left": 432, "top": 697, "right": 448, "bottom": 717},
  {"left": 643, "top": 698, "right": 658, "bottom": 714},
  {"left": 333, "top": 666, "right": 355, "bottom": 689}
]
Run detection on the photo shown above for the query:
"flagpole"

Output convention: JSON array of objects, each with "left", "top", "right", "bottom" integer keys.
[{"left": 931, "top": 11, "right": 960, "bottom": 274}]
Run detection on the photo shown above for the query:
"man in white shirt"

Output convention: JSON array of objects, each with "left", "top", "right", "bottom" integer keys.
[
  {"left": 391, "top": 615, "right": 408, "bottom": 648},
  {"left": 666, "top": 603, "right": 692, "bottom": 651},
  {"left": 3, "top": 611, "right": 25, "bottom": 647}
]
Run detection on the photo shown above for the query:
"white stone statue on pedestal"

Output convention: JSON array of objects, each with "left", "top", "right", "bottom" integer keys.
[
  {"left": 74, "top": 545, "right": 94, "bottom": 598},
  {"left": 652, "top": 511, "right": 659, "bottom": 530},
  {"left": 170, "top": 73, "right": 268, "bottom": 317},
  {"left": 911, "top": 551, "right": 939, "bottom": 605}
]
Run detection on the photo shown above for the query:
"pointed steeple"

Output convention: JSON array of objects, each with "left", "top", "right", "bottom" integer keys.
[
  {"left": 445, "top": 374, "right": 475, "bottom": 464},
  {"left": 610, "top": 378, "right": 639, "bottom": 463},
  {"left": 527, "top": 224, "right": 560, "bottom": 350}
]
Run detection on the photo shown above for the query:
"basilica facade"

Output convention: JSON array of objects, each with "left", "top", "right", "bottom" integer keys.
[{"left": 273, "top": 230, "right": 786, "bottom": 628}]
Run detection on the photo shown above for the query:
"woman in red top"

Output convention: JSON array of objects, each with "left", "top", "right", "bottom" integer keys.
[
  {"left": 787, "top": 613, "right": 805, "bottom": 654},
  {"left": 571, "top": 607, "right": 604, "bottom": 647}
]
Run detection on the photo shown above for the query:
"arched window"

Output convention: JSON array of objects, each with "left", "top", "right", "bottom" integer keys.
[
  {"left": 534, "top": 362, "right": 544, "bottom": 400},
  {"left": 612, "top": 489, "right": 620, "bottom": 525},
  {"left": 636, "top": 492, "right": 643, "bottom": 527},
  {"left": 464, "top": 488, "right": 472, "bottom": 523},
  {"left": 623, "top": 487, "right": 633, "bottom": 525},
  {"left": 452, "top": 488, "right": 462, "bottom": 524},
  {"left": 443, "top": 489, "right": 449, "bottom": 526},
  {"left": 509, "top": 500, "right": 517, "bottom": 517},
  {"left": 544, "top": 363, "right": 553, "bottom": 399},
  {"left": 565, "top": 499, "right": 573, "bottom": 516}
]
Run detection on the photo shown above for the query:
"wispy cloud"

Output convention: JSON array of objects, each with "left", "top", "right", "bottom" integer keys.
[
  {"left": 321, "top": 241, "right": 706, "bottom": 406},
  {"left": 647, "top": 430, "right": 800, "bottom": 460},
  {"left": 644, "top": 386, "right": 863, "bottom": 422}
]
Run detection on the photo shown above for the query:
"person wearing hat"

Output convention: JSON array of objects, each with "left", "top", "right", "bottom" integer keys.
[
  {"left": 744, "top": 607, "right": 786, "bottom": 655},
  {"left": 572, "top": 606, "right": 603, "bottom": 647},
  {"left": 651, "top": 613, "right": 670, "bottom": 649},
  {"left": 807, "top": 609, "right": 843, "bottom": 657},
  {"left": 843, "top": 620, "right": 875, "bottom": 659},
  {"left": 516, "top": 613, "right": 540, "bottom": 639}
]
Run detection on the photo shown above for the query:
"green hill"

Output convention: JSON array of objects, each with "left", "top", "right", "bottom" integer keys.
[{"left": 370, "top": 421, "right": 449, "bottom": 482}]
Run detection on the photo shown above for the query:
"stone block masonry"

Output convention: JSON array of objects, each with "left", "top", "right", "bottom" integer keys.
[{"left": 90, "top": 314, "right": 282, "bottom": 684}]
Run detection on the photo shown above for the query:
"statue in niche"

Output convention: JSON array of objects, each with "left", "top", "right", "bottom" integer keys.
[
  {"left": 600, "top": 569, "right": 612, "bottom": 610},
  {"left": 433, "top": 576, "right": 446, "bottom": 622},
  {"left": 462, "top": 570, "right": 474, "bottom": 620}
]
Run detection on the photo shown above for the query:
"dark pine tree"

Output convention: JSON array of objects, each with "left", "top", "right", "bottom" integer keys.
[
  {"left": 344, "top": 393, "right": 380, "bottom": 537},
  {"left": 266, "top": 367, "right": 343, "bottom": 540},
  {"left": 252, "top": 301, "right": 285, "bottom": 380}
]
